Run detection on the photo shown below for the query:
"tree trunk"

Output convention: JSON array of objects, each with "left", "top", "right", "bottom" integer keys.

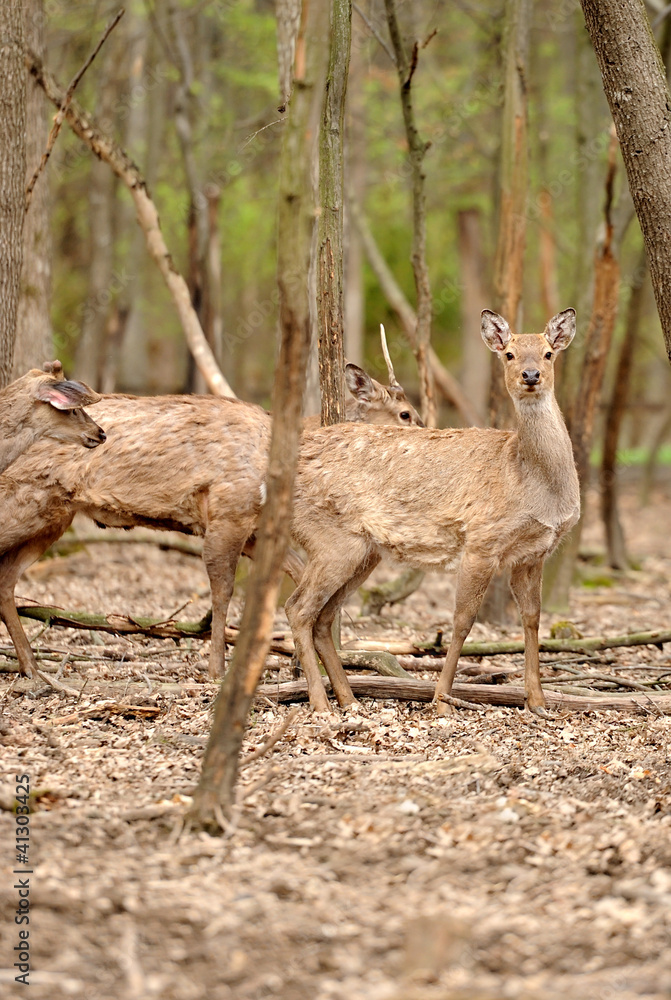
[
  {"left": 544, "top": 145, "right": 621, "bottom": 611},
  {"left": 317, "top": 0, "right": 351, "bottom": 426},
  {"left": 479, "top": 0, "right": 530, "bottom": 625},
  {"left": 276, "top": 0, "right": 302, "bottom": 109},
  {"left": 384, "top": 0, "right": 435, "bottom": 427},
  {"left": 580, "top": 0, "right": 671, "bottom": 362},
  {"left": 14, "top": 0, "right": 51, "bottom": 377},
  {"left": 600, "top": 247, "right": 648, "bottom": 568},
  {"left": 489, "top": 0, "right": 529, "bottom": 430},
  {"left": 343, "top": 13, "right": 366, "bottom": 369},
  {"left": 118, "top": 24, "right": 162, "bottom": 393},
  {"left": 457, "top": 208, "right": 488, "bottom": 426},
  {"left": 188, "top": 0, "right": 321, "bottom": 830},
  {"left": 74, "top": 70, "right": 116, "bottom": 389},
  {"left": 558, "top": 9, "right": 608, "bottom": 416},
  {"left": 0, "top": 3, "right": 26, "bottom": 386}
]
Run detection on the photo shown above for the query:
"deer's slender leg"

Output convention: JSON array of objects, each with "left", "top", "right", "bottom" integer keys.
[
  {"left": 434, "top": 551, "right": 498, "bottom": 713},
  {"left": 0, "top": 531, "right": 69, "bottom": 677},
  {"left": 203, "top": 523, "right": 253, "bottom": 678},
  {"left": 285, "top": 539, "right": 370, "bottom": 712},
  {"left": 509, "top": 559, "right": 546, "bottom": 713},
  {"left": 312, "top": 551, "right": 381, "bottom": 708}
]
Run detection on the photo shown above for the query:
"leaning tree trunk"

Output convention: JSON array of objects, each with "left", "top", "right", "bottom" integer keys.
[
  {"left": 317, "top": 0, "right": 351, "bottom": 427},
  {"left": 580, "top": 0, "right": 671, "bottom": 362},
  {"left": 0, "top": 3, "right": 26, "bottom": 386},
  {"left": 187, "top": 0, "right": 321, "bottom": 830}
]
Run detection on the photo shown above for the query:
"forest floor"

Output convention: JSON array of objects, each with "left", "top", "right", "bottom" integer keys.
[{"left": 1, "top": 477, "right": 670, "bottom": 1000}]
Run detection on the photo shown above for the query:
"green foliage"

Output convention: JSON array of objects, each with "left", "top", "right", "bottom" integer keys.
[{"left": 40, "top": 0, "right": 667, "bottom": 429}]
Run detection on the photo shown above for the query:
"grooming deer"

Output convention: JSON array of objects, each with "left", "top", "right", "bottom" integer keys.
[
  {"left": 0, "top": 361, "right": 105, "bottom": 475},
  {"left": 286, "top": 309, "right": 580, "bottom": 715},
  {"left": 0, "top": 345, "right": 420, "bottom": 681}
]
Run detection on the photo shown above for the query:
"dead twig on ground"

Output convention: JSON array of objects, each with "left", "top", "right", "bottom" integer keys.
[{"left": 240, "top": 708, "right": 299, "bottom": 767}]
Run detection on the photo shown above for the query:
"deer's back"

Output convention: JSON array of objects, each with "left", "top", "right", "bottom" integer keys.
[
  {"left": 2, "top": 394, "right": 273, "bottom": 540},
  {"left": 294, "top": 424, "right": 558, "bottom": 570}
]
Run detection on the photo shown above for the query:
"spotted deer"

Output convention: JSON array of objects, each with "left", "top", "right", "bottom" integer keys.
[
  {"left": 0, "top": 362, "right": 105, "bottom": 475},
  {"left": 286, "top": 309, "right": 580, "bottom": 714},
  {"left": 0, "top": 347, "right": 420, "bottom": 680}
]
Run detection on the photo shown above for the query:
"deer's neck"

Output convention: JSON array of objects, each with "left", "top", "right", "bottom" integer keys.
[
  {"left": 0, "top": 428, "right": 34, "bottom": 476},
  {"left": 513, "top": 393, "right": 579, "bottom": 522}
]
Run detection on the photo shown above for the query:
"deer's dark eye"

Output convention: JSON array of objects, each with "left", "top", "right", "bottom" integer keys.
[
  {"left": 400, "top": 411, "right": 411, "bottom": 422},
  {"left": 505, "top": 352, "right": 514, "bottom": 360},
  {"left": 545, "top": 351, "right": 553, "bottom": 360}
]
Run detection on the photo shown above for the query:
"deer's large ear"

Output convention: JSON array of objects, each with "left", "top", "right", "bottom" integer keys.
[
  {"left": 544, "top": 308, "right": 576, "bottom": 351},
  {"left": 345, "top": 363, "right": 384, "bottom": 403},
  {"left": 481, "top": 310, "right": 511, "bottom": 352},
  {"left": 34, "top": 379, "right": 101, "bottom": 410}
]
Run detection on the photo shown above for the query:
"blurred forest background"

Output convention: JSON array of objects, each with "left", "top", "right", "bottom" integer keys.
[{"left": 6, "top": 0, "right": 671, "bottom": 575}]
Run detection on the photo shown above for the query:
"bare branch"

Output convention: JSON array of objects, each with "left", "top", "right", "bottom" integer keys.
[
  {"left": 25, "top": 8, "right": 125, "bottom": 211},
  {"left": 352, "top": 2, "right": 396, "bottom": 64},
  {"left": 26, "top": 52, "right": 235, "bottom": 398}
]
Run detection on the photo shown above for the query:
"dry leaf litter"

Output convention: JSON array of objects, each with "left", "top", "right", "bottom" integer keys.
[{"left": 0, "top": 480, "right": 670, "bottom": 999}]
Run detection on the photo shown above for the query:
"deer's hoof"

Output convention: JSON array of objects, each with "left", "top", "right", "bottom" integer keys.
[{"left": 528, "top": 703, "right": 550, "bottom": 719}]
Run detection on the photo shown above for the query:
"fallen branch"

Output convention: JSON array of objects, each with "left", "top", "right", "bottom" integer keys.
[
  {"left": 17, "top": 604, "right": 212, "bottom": 640},
  {"left": 342, "top": 628, "right": 671, "bottom": 656},
  {"left": 256, "top": 676, "right": 671, "bottom": 713},
  {"left": 26, "top": 52, "right": 234, "bottom": 398},
  {"left": 50, "top": 531, "right": 203, "bottom": 558},
  {"left": 15, "top": 606, "right": 671, "bottom": 660},
  {"left": 339, "top": 650, "right": 410, "bottom": 678}
]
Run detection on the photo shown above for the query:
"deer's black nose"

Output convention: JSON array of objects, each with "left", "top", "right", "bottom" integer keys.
[{"left": 522, "top": 369, "right": 540, "bottom": 385}]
